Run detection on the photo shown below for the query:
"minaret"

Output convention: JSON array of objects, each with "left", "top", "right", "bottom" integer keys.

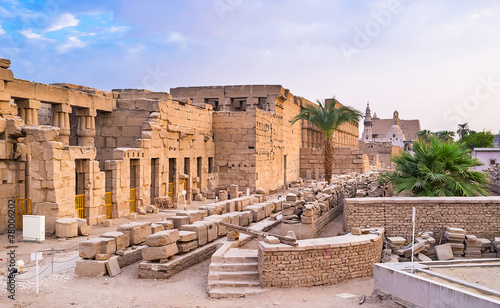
[
  {"left": 362, "top": 102, "right": 373, "bottom": 141},
  {"left": 393, "top": 110, "right": 400, "bottom": 126}
]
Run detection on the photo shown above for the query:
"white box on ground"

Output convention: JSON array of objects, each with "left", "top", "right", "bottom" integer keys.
[{"left": 23, "top": 215, "right": 45, "bottom": 243}]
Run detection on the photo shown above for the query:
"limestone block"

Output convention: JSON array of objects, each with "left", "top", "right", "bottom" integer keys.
[
  {"left": 145, "top": 229, "right": 180, "bottom": 247},
  {"left": 79, "top": 238, "right": 116, "bottom": 259},
  {"left": 286, "top": 193, "right": 297, "bottom": 202},
  {"left": 204, "top": 215, "right": 229, "bottom": 237},
  {"left": 176, "top": 210, "right": 202, "bottom": 224},
  {"left": 199, "top": 220, "right": 218, "bottom": 242},
  {"left": 178, "top": 230, "right": 197, "bottom": 242},
  {"left": 168, "top": 216, "right": 189, "bottom": 230},
  {"left": 104, "top": 220, "right": 113, "bottom": 227},
  {"left": 435, "top": 243, "right": 454, "bottom": 261},
  {"left": 155, "top": 220, "right": 174, "bottom": 230},
  {"left": 181, "top": 222, "right": 208, "bottom": 246},
  {"left": 227, "top": 231, "right": 239, "bottom": 241},
  {"left": 142, "top": 243, "right": 178, "bottom": 261},
  {"left": 117, "top": 222, "right": 152, "bottom": 245},
  {"left": 76, "top": 218, "right": 88, "bottom": 235},
  {"left": 221, "top": 212, "right": 239, "bottom": 226},
  {"left": 96, "top": 254, "right": 110, "bottom": 261},
  {"left": 106, "top": 256, "right": 121, "bottom": 277},
  {"left": 151, "top": 223, "right": 165, "bottom": 233},
  {"left": 75, "top": 259, "right": 108, "bottom": 277},
  {"left": 100, "top": 231, "right": 129, "bottom": 251},
  {"left": 237, "top": 211, "right": 251, "bottom": 227},
  {"left": 177, "top": 240, "right": 198, "bottom": 253},
  {"left": 264, "top": 236, "right": 280, "bottom": 244},
  {"left": 226, "top": 200, "right": 236, "bottom": 212},
  {"left": 218, "top": 190, "right": 228, "bottom": 201},
  {"left": 264, "top": 202, "right": 273, "bottom": 217},
  {"left": 244, "top": 205, "right": 265, "bottom": 222},
  {"left": 55, "top": 218, "right": 78, "bottom": 238}
]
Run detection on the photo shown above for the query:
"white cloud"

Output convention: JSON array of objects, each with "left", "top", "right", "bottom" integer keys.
[
  {"left": 19, "top": 29, "right": 43, "bottom": 39},
  {"left": 57, "top": 36, "right": 87, "bottom": 53},
  {"left": 46, "top": 13, "right": 79, "bottom": 32},
  {"left": 0, "top": 25, "right": 6, "bottom": 35},
  {"left": 168, "top": 32, "right": 185, "bottom": 43}
]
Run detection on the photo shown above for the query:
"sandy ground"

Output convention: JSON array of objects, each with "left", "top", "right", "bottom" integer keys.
[
  {"left": 429, "top": 266, "right": 500, "bottom": 292},
  {"left": 1, "top": 198, "right": 400, "bottom": 308}
]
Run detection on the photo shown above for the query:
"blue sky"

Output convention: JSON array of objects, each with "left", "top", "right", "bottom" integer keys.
[{"left": 1, "top": 0, "right": 500, "bottom": 134}]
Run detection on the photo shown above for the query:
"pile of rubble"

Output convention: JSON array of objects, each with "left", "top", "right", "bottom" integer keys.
[{"left": 382, "top": 226, "right": 499, "bottom": 263}]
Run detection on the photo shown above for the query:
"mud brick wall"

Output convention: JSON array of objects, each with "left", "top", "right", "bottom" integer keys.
[
  {"left": 258, "top": 231, "right": 384, "bottom": 287},
  {"left": 344, "top": 197, "right": 500, "bottom": 239}
]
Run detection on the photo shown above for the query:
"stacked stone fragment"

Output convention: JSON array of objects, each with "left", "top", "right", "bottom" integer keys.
[
  {"left": 142, "top": 229, "right": 179, "bottom": 262},
  {"left": 177, "top": 231, "right": 198, "bottom": 253},
  {"left": 464, "top": 234, "right": 482, "bottom": 258},
  {"left": 282, "top": 193, "right": 300, "bottom": 224},
  {"left": 494, "top": 238, "right": 500, "bottom": 256},
  {"left": 444, "top": 227, "right": 466, "bottom": 257},
  {"left": 477, "top": 238, "right": 496, "bottom": 258}
]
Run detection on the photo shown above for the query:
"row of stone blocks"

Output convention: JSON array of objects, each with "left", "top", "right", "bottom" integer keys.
[{"left": 75, "top": 196, "right": 282, "bottom": 277}]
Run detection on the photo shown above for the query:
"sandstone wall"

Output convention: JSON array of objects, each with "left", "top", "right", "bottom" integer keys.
[
  {"left": 300, "top": 147, "right": 370, "bottom": 179},
  {"left": 358, "top": 141, "right": 402, "bottom": 167},
  {"left": 344, "top": 197, "right": 500, "bottom": 239},
  {"left": 258, "top": 230, "right": 384, "bottom": 287}
]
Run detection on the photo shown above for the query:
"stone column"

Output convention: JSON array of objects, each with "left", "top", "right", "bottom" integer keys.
[
  {"left": 0, "top": 59, "right": 14, "bottom": 116},
  {"left": 307, "top": 129, "right": 312, "bottom": 148},
  {"left": 302, "top": 123, "right": 308, "bottom": 148},
  {"left": 17, "top": 99, "right": 41, "bottom": 126},
  {"left": 53, "top": 103, "right": 71, "bottom": 145},
  {"left": 76, "top": 108, "right": 96, "bottom": 146}
]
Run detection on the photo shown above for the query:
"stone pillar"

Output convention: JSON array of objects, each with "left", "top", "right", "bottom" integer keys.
[
  {"left": 17, "top": 99, "right": 41, "bottom": 126},
  {"left": 53, "top": 103, "right": 72, "bottom": 145},
  {"left": 76, "top": 108, "right": 96, "bottom": 146},
  {"left": 307, "top": 129, "right": 312, "bottom": 148},
  {"left": 0, "top": 58, "right": 14, "bottom": 116},
  {"left": 302, "top": 125, "right": 308, "bottom": 148}
]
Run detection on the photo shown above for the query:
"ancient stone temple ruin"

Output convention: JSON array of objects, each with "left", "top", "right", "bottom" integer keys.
[{"left": 0, "top": 58, "right": 363, "bottom": 234}]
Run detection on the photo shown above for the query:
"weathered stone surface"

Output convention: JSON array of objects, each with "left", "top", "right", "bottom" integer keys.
[
  {"left": 75, "top": 259, "right": 108, "bottom": 277},
  {"left": 264, "top": 236, "right": 280, "bottom": 244},
  {"left": 177, "top": 240, "right": 198, "bottom": 253},
  {"left": 199, "top": 220, "right": 218, "bottom": 242},
  {"left": 100, "top": 231, "right": 129, "bottom": 251},
  {"left": 178, "top": 230, "right": 197, "bottom": 242},
  {"left": 96, "top": 254, "right": 111, "bottom": 261},
  {"left": 106, "top": 256, "right": 121, "bottom": 277},
  {"left": 79, "top": 237, "right": 116, "bottom": 259},
  {"left": 76, "top": 218, "right": 88, "bottom": 235},
  {"left": 145, "top": 229, "right": 180, "bottom": 247},
  {"left": 155, "top": 220, "right": 174, "bottom": 230},
  {"left": 117, "top": 222, "right": 152, "bottom": 245},
  {"left": 142, "top": 243, "right": 178, "bottom": 261},
  {"left": 435, "top": 243, "right": 454, "bottom": 261},
  {"left": 181, "top": 222, "right": 208, "bottom": 246},
  {"left": 169, "top": 216, "right": 189, "bottom": 230},
  {"left": 151, "top": 223, "right": 165, "bottom": 233},
  {"left": 55, "top": 218, "right": 78, "bottom": 238}
]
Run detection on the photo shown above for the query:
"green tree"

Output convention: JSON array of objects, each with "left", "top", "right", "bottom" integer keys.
[
  {"left": 389, "top": 137, "right": 489, "bottom": 197},
  {"left": 418, "top": 129, "right": 432, "bottom": 143},
  {"left": 457, "top": 122, "right": 470, "bottom": 138},
  {"left": 459, "top": 130, "right": 495, "bottom": 149},
  {"left": 435, "top": 130, "right": 456, "bottom": 143},
  {"left": 292, "top": 98, "right": 363, "bottom": 183}
]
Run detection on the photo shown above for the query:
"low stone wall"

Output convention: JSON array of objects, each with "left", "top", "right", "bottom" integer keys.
[
  {"left": 344, "top": 197, "right": 500, "bottom": 239},
  {"left": 258, "top": 229, "right": 384, "bottom": 287},
  {"left": 313, "top": 197, "right": 344, "bottom": 233}
]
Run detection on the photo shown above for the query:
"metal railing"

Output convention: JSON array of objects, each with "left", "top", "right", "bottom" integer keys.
[
  {"left": 76, "top": 194, "right": 85, "bottom": 219},
  {"left": 16, "top": 198, "right": 32, "bottom": 229},
  {"left": 104, "top": 192, "right": 112, "bottom": 219},
  {"left": 129, "top": 188, "right": 136, "bottom": 212},
  {"left": 168, "top": 182, "right": 174, "bottom": 198}
]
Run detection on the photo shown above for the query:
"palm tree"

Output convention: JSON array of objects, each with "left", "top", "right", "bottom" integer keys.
[
  {"left": 292, "top": 98, "right": 363, "bottom": 183},
  {"left": 457, "top": 123, "right": 470, "bottom": 138},
  {"left": 418, "top": 129, "right": 432, "bottom": 143},
  {"left": 436, "top": 130, "right": 456, "bottom": 142},
  {"left": 390, "top": 137, "right": 489, "bottom": 196}
]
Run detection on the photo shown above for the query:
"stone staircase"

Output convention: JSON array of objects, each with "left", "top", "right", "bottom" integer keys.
[{"left": 207, "top": 248, "right": 263, "bottom": 298}]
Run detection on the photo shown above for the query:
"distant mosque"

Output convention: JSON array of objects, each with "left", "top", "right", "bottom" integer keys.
[{"left": 361, "top": 103, "right": 420, "bottom": 150}]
